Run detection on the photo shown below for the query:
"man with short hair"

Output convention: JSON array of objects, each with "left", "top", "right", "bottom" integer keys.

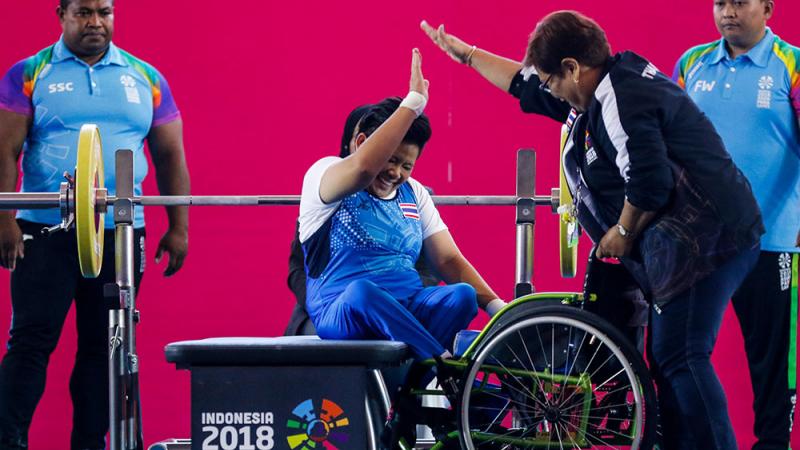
[
  {"left": 674, "top": 1, "right": 800, "bottom": 448},
  {"left": 0, "top": 0, "right": 190, "bottom": 448}
]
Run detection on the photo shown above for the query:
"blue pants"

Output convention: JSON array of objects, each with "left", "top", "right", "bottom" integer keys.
[
  {"left": 648, "top": 245, "right": 759, "bottom": 450},
  {"left": 311, "top": 280, "right": 478, "bottom": 361}
]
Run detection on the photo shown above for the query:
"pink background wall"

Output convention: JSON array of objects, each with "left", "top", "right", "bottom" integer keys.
[{"left": 0, "top": 1, "right": 798, "bottom": 448}]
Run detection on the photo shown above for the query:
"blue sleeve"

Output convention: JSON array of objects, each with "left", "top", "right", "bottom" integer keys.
[
  {"left": 671, "top": 60, "right": 682, "bottom": 85},
  {"left": 0, "top": 60, "right": 32, "bottom": 117},
  {"left": 152, "top": 68, "right": 180, "bottom": 127}
]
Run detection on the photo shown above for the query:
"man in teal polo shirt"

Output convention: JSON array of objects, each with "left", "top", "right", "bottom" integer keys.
[
  {"left": 0, "top": 0, "right": 190, "bottom": 448},
  {"left": 674, "top": 1, "right": 800, "bottom": 448}
]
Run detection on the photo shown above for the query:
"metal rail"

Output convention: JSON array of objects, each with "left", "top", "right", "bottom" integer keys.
[
  {"left": 133, "top": 194, "right": 551, "bottom": 206},
  {"left": 0, "top": 193, "right": 62, "bottom": 209},
  {"left": 0, "top": 193, "right": 553, "bottom": 208}
]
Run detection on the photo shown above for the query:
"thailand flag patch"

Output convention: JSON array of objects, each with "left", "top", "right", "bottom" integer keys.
[
  {"left": 399, "top": 202, "right": 420, "bottom": 220},
  {"left": 566, "top": 108, "right": 578, "bottom": 128}
]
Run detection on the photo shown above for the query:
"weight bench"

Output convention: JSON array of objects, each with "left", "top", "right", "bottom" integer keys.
[{"left": 151, "top": 336, "right": 409, "bottom": 450}]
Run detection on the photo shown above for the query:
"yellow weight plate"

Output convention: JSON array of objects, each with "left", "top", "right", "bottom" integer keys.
[
  {"left": 559, "top": 125, "right": 578, "bottom": 278},
  {"left": 76, "top": 124, "right": 105, "bottom": 278}
]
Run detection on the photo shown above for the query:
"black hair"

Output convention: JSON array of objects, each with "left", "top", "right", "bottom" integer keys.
[
  {"left": 354, "top": 96, "right": 432, "bottom": 157},
  {"left": 60, "top": 0, "right": 113, "bottom": 9},
  {"left": 339, "top": 104, "right": 373, "bottom": 158},
  {"left": 525, "top": 10, "right": 611, "bottom": 75}
]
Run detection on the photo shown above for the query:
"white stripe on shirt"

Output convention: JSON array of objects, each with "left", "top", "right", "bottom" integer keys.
[{"left": 595, "top": 75, "right": 632, "bottom": 181}]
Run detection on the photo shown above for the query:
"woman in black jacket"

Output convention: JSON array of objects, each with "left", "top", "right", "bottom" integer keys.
[{"left": 422, "top": 10, "right": 763, "bottom": 449}]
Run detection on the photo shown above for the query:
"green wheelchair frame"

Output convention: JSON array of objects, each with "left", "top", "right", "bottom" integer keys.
[{"left": 386, "top": 293, "right": 658, "bottom": 450}]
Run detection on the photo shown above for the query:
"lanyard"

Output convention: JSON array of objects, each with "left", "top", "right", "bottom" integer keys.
[{"left": 561, "top": 108, "right": 610, "bottom": 243}]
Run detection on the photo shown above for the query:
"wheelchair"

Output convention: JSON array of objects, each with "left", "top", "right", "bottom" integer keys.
[{"left": 383, "top": 292, "right": 658, "bottom": 450}]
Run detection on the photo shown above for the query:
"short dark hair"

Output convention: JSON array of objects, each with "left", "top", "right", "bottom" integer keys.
[
  {"left": 339, "top": 104, "right": 373, "bottom": 158},
  {"left": 525, "top": 10, "right": 611, "bottom": 74},
  {"left": 354, "top": 97, "right": 432, "bottom": 157},
  {"left": 59, "top": 0, "right": 113, "bottom": 9}
]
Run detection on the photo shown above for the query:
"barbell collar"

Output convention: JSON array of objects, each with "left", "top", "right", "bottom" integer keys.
[
  {"left": 59, "top": 182, "right": 72, "bottom": 219},
  {"left": 550, "top": 188, "right": 561, "bottom": 214},
  {"left": 96, "top": 188, "right": 108, "bottom": 214}
]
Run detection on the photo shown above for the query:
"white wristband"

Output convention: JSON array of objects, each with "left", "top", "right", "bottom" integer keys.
[
  {"left": 485, "top": 298, "right": 508, "bottom": 317},
  {"left": 399, "top": 91, "right": 427, "bottom": 117}
]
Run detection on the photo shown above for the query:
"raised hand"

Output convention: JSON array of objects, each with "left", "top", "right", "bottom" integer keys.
[
  {"left": 410, "top": 48, "right": 429, "bottom": 99},
  {"left": 420, "top": 20, "right": 473, "bottom": 64}
]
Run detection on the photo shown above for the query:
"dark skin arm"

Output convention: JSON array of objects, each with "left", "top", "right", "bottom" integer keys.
[
  {"left": 595, "top": 199, "right": 657, "bottom": 259},
  {"left": 146, "top": 118, "right": 190, "bottom": 276},
  {"left": 0, "top": 109, "right": 30, "bottom": 271}
]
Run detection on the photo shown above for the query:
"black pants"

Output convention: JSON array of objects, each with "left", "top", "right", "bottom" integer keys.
[
  {"left": 732, "top": 251, "right": 798, "bottom": 450},
  {"left": 0, "top": 220, "right": 145, "bottom": 450}
]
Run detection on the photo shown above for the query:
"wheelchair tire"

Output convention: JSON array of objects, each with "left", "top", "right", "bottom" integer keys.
[{"left": 456, "top": 305, "right": 657, "bottom": 449}]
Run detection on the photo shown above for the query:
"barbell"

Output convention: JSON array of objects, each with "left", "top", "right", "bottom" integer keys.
[{"left": 0, "top": 124, "right": 580, "bottom": 278}]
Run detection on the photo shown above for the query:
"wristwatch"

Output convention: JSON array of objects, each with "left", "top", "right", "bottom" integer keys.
[{"left": 616, "top": 223, "right": 634, "bottom": 239}]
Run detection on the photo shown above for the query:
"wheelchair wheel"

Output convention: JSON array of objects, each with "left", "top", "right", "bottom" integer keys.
[{"left": 457, "top": 305, "right": 657, "bottom": 449}]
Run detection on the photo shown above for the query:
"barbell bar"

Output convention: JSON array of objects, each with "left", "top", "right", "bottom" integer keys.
[
  {"left": 0, "top": 193, "right": 552, "bottom": 207},
  {"left": 0, "top": 124, "right": 579, "bottom": 278},
  {"left": 0, "top": 193, "right": 63, "bottom": 209}
]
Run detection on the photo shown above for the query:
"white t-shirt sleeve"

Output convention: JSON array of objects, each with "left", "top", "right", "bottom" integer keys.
[
  {"left": 409, "top": 178, "right": 448, "bottom": 239},
  {"left": 298, "top": 156, "right": 343, "bottom": 243}
]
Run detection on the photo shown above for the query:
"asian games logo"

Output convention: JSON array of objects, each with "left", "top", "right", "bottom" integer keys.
[
  {"left": 120, "top": 74, "right": 141, "bottom": 104},
  {"left": 779, "top": 252, "right": 791, "bottom": 291},
  {"left": 286, "top": 398, "right": 351, "bottom": 449},
  {"left": 120, "top": 75, "right": 137, "bottom": 88},
  {"left": 758, "top": 75, "right": 774, "bottom": 90}
]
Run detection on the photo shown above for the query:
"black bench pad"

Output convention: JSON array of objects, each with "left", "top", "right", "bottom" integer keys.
[{"left": 165, "top": 336, "right": 409, "bottom": 368}]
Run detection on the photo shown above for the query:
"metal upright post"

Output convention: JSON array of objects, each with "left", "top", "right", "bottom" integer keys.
[
  {"left": 515, "top": 149, "right": 536, "bottom": 298},
  {"left": 109, "top": 149, "right": 141, "bottom": 450}
]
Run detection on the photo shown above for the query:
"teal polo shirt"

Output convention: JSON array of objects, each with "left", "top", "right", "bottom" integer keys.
[
  {"left": 674, "top": 28, "right": 800, "bottom": 252},
  {"left": 0, "top": 37, "right": 181, "bottom": 228}
]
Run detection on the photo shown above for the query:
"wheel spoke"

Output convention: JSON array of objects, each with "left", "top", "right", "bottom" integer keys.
[
  {"left": 557, "top": 327, "right": 585, "bottom": 405},
  {"left": 517, "top": 330, "right": 552, "bottom": 398},
  {"left": 460, "top": 311, "right": 650, "bottom": 450}
]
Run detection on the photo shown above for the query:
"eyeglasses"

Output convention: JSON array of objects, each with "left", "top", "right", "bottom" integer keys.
[{"left": 539, "top": 74, "right": 554, "bottom": 93}]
